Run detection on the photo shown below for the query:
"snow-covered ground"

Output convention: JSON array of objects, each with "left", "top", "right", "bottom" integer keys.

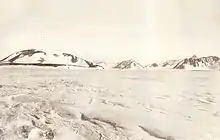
[{"left": 0, "top": 67, "right": 220, "bottom": 140}]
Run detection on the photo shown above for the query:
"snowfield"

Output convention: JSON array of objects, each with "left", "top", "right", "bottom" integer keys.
[{"left": 0, "top": 67, "right": 220, "bottom": 140}]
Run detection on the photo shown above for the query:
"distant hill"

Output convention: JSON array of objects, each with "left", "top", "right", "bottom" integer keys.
[{"left": 0, "top": 49, "right": 104, "bottom": 69}]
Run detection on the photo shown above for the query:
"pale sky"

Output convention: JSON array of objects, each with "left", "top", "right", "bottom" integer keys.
[{"left": 0, "top": 0, "right": 220, "bottom": 63}]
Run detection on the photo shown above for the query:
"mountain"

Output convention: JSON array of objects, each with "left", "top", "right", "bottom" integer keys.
[
  {"left": 174, "top": 55, "right": 220, "bottom": 69},
  {"left": 113, "top": 59, "right": 143, "bottom": 69},
  {"left": 0, "top": 49, "right": 104, "bottom": 69},
  {"left": 161, "top": 60, "right": 181, "bottom": 68},
  {"left": 146, "top": 55, "right": 220, "bottom": 70},
  {"left": 146, "top": 60, "right": 181, "bottom": 69}
]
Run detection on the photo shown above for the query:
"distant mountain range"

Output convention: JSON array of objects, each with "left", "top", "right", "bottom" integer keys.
[
  {"left": 0, "top": 49, "right": 104, "bottom": 69},
  {"left": 146, "top": 55, "right": 220, "bottom": 70},
  {"left": 0, "top": 50, "right": 220, "bottom": 70}
]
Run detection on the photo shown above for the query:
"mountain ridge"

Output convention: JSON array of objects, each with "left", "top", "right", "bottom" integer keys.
[
  {"left": 1, "top": 50, "right": 220, "bottom": 70},
  {"left": 146, "top": 55, "right": 220, "bottom": 70}
]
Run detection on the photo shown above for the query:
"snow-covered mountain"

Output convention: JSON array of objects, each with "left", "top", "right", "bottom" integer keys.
[
  {"left": 113, "top": 59, "right": 143, "bottom": 69},
  {"left": 146, "top": 55, "right": 220, "bottom": 70},
  {"left": 146, "top": 60, "right": 181, "bottom": 69},
  {"left": 161, "top": 60, "right": 181, "bottom": 68},
  {"left": 0, "top": 49, "right": 104, "bottom": 69},
  {"left": 173, "top": 55, "right": 220, "bottom": 69}
]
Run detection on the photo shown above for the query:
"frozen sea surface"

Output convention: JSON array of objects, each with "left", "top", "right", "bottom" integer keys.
[{"left": 0, "top": 67, "right": 220, "bottom": 140}]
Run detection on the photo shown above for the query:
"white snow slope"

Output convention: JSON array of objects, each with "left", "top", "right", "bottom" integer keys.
[{"left": 0, "top": 67, "right": 220, "bottom": 140}]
